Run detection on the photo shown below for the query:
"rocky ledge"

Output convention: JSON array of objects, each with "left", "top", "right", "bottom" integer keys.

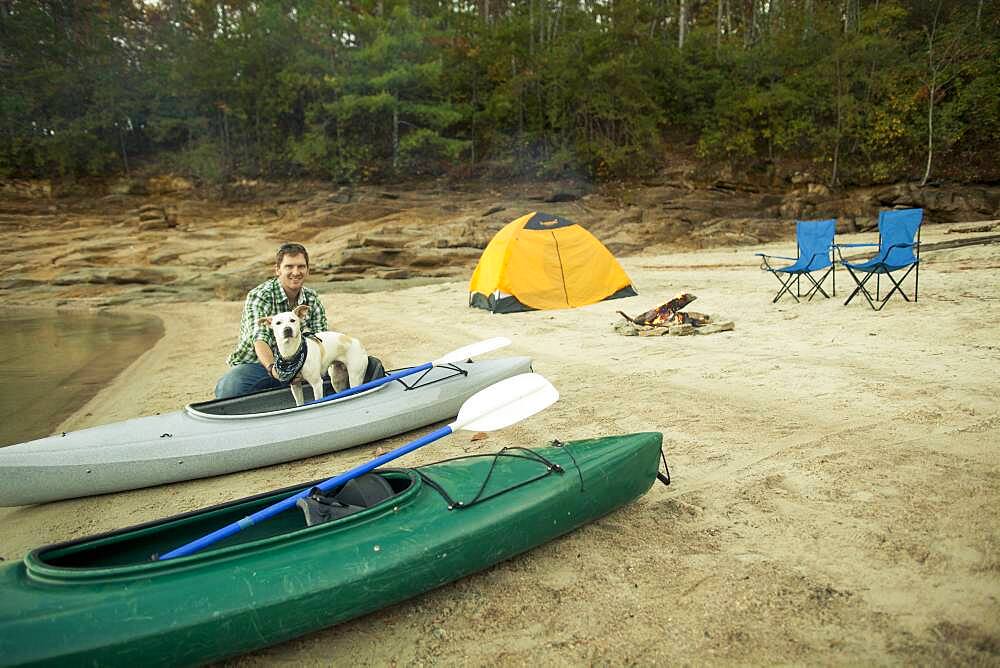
[{"left": 1, "top": 175, "right": 997, "bottom": 308}]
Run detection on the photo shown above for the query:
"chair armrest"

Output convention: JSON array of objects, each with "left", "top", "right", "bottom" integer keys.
[
  {"left": 755, "top": 253, "right": 796, "bottom": 261},
  {"left": 833, "top": 242, "right": 872, "bottom": 262},
  {"left": 804, "top": 250, "right": 831, "bottom": 266}
]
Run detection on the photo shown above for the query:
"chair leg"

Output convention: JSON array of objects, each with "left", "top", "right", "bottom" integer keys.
[
  {"left": 843, "top": 266, "right": 866, "bottom": 305},
  {"left": 802, "top": 267, "right": 833, "bottom": 301},
  {"left": 772, "top": 273, "right": 801, "bottom": 303},
  {"left": 875, "top": 265, "right": 917, "bottom": 308},
  {"left": 843, "top": 266, "right": 879, "bottom": 310}
]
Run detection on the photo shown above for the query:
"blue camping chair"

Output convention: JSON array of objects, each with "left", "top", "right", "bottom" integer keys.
[
  {"left": 837, "top": 208, "right": 923, "bottom": 311},
  {"left": 755, "top": 219, "right": 836, "bottom": 303}
]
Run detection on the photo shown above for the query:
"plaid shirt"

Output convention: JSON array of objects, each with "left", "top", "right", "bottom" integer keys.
[{"left": 226, "top": 277, "right": 329, "bottom": 366}]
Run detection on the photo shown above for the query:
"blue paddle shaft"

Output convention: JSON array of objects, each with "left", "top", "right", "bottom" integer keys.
[
  {"left": 158, "top": 425, "right": 454, "bottom": 560},
  {"left": 305, "top": 362, "right": 433, "bottom": 405}
]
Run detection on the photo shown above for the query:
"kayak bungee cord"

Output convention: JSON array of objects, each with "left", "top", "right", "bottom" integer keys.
[
  {"left": 416, "top": 447, "right": 571, "bottom": 510},
  {"left": 551, "top": 439, "right": 586, "bottom": 491}
]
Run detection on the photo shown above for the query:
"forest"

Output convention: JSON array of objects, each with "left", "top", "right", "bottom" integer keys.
[{"left": 1, "top": 0, "right": 997, "bottom": 187}]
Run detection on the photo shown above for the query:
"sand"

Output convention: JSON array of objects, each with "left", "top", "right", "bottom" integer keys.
[{"left": 1, "top": 224, "right": 998, "bottom": 665}]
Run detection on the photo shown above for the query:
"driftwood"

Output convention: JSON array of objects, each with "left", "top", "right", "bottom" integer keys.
[{"left": 945, "top": 221, "right": 1000, "bottom": 234}]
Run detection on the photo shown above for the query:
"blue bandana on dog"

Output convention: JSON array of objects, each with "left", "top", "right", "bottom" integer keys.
[{"left": 271, "top": 333, "right": 319, "bottom": 382}]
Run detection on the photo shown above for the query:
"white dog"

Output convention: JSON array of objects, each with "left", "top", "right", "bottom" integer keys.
[{"left": 260, "top": 304, "right": 369, "bottom": 406}]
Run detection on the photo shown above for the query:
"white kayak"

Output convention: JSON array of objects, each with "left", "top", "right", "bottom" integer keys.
[{"left": 0, "top": 355, "right": 532, "bottom": 506}]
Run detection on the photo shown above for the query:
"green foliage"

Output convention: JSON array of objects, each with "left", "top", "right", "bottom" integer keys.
[
  {"left": 398, "top": 128, "right": 470, "bottom": 172},
  {"left": 1, "top": 0, "right": 997, "bottom": 183},
  {"left": 168, "top": 138, "right": 228, "bottom": 185}
]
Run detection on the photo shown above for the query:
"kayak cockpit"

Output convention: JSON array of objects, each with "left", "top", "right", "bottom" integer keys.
[
  {"left": 183, "top": 356, "right": 479, "bottom": 419},
  {"left": 186, "top": 356, "right": 388, "bottom": 418},
  {"left": 26, "top": 470, "right": 418, "bottom": 577}
]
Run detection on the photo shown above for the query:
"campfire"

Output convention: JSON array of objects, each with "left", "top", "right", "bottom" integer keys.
[{"left": 615, "top": 293, "right": 734, "bottom": 337}]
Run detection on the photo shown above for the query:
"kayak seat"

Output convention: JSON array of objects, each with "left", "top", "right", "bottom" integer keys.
[
  {"left": 296, "top": 473, "right": 396, "bottom": 527},
  {"left": 363, "top": 356, "right": 387, "bottom": 383},
  {"left": 317, "top": 355, "right": 385, "bottom": 396}
]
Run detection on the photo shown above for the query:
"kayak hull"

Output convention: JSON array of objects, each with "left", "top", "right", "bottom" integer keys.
[
  {"left": 0, "top": 433, "right": 663, "bottom": 667},
  {"left": 0, "top": 357, "right": 532, "bottom": 506}
]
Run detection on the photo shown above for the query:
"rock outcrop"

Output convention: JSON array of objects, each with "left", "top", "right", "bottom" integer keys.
[{"left": 1, "top": 175, "right": 997, "bottom": 308}]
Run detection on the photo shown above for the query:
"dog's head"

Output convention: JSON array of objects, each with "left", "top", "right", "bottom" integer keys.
[{"left": 259, "top": 304, "right": 310, "bottom": 345}]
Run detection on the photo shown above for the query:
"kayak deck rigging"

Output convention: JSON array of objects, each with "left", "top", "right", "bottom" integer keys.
[
  {"left": 417, "top": 447, "right": 567, "bottom": 510},
  {"left": 394, "top": 360, "right": 469, "bottom": 390}
]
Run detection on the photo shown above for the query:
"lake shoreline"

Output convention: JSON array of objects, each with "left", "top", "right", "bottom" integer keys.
[{"left": 0, "top": 308, "right": 163, "bottom": 447}]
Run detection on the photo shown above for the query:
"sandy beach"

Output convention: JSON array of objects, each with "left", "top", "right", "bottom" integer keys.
[{"left": 1, "top": 223, "right": 998, "bottom": 665}]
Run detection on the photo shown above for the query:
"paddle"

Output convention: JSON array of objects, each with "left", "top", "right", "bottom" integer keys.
[
  {"left": 158, "top": 372, "right": 558, "bottom": 561},
  {"left": 304, "top": 336, "right": 512, "bottom": 405}
]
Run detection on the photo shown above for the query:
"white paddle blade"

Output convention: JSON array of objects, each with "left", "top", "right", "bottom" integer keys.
[
  {"left": 434, "top": 336, "right": 512, "bottom": 365},
  {"left": 452, "top": 373, "right": 559, "bottom": 432}
]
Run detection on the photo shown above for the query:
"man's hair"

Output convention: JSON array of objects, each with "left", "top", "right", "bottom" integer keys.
[{"left": 276, "top": 242, "right": 309, "bottom": 267}]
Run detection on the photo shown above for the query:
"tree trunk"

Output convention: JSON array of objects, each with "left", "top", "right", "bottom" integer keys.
[
  {"left": 513, "top": 56, "right": 523, "bottom": 136},
  {"left": 529, "top": 0, "right": 534, "bottom": 56},
  {"left": 550, "top": 0, "right": 562, "bottom": 42},
  {"left": 119, "top": 123, "right": 130, "bottom": 178},
  {"left": 543, "top": 0, "right": 550, "bottom": 46},
  {"left": 220, "top": 108, "right": 231, "bottom": 176},
  {"left": 767, "top": 0, "right": 779, "bottom": 38},
  {"left": 471, "top": 74, "right": 478, "bottom": 163},
  {"left": 921, "top": 0, "right": 942, "bottom": 187},
  {"left": 392, "top": 105, "right": 399, "bottom": 171},
  {"left": 678, "top": 0, "right": 687, "bottom": 49},
  {"left": 255, "top": 106, "right": 261, "bottom": 177},
  {"left": 744, "top": 0, "right": 755, "bottom": 49},
  {"left": 844, "top": 0, "right": 860, "bottom": 34},
  {"left": 830, "top": 58, "right": 842, "bottom": 187},
  {"left": 921, "top": 81, "right": 936, "bottom": 186},
  {"left": 716, "top": 0, "right": 724, "bottom": 51}
]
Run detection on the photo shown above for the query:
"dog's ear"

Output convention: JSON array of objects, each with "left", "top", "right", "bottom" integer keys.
[
  {"left": 258, "top": 316, "right": 273, "bottom": 327},
  {"left": 293, "top": 304, "right": 310, "bottom": 319}
]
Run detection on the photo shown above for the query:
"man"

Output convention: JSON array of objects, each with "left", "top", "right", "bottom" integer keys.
[{"left": 215, "top": 242, "right": 329, "bottom": 399}]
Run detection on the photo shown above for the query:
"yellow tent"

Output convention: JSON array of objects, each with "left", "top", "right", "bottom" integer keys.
[{"left": 469, "top": 211, "right": 637, "bottom": 313}]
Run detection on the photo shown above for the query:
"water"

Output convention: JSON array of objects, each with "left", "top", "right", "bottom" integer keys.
[{"left": 0, "top": 310, "right": 164, "bottom": 447}]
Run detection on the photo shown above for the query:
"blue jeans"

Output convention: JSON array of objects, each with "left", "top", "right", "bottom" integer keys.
[{"left": 214, "top": 363, "right": 285, "bottom": 399}]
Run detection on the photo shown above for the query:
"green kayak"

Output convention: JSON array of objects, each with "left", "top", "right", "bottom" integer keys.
[{"left": 0, "top": 432, "right": 666, "bottom": 667}]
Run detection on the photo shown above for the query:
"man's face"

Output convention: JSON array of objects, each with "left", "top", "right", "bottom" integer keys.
[{"left": 276, "top": 252, "right": 309, "bottom": 294}]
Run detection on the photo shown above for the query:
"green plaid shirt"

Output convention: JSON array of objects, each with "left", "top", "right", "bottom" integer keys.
[{"left": 226, "top": 277, "right": 329, "bottom": 366}]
